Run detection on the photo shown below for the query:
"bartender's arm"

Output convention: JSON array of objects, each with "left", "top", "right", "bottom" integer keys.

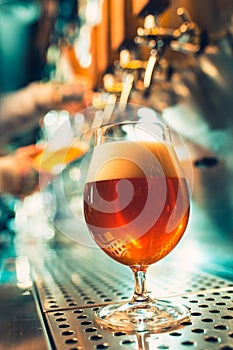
[
  {"left": 0, "top": 145, "right": 41, "bottom": 197},
  {"left": 0, "top": 79, "right": 92, "bottom": 143}
]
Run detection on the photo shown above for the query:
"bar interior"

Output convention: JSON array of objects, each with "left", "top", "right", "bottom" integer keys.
[{"left": 0, "top": 0, "right": 232, "bottom": 349}]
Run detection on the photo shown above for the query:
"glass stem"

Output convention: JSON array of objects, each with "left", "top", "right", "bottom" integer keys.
[{"left": 131, "top": 266, "right": 152, "bottom": 303}]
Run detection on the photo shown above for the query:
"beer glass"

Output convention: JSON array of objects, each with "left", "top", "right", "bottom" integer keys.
[{"left": 83, "top": 120, "right": 190, "bottom": 332}]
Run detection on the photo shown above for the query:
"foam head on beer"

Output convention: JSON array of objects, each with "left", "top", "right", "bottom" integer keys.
[{"left": 86, "top": 140, "right": 181, "bottom": 183}]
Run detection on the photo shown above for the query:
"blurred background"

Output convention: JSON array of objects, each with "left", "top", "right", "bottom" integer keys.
[
  {"left": 0, "top": 1, "right": 232, "bottom": 347},
  {"left": 1, "top": 0, "right": 232, "bottom": 265}
]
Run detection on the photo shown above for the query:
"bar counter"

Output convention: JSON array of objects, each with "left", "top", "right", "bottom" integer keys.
[{"left": 0, "top": 198, "right": 232, "bottom": 350}]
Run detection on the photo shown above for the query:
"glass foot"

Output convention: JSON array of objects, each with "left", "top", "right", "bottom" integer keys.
[{"left": 94, "top": 299, "right": 190, "bottom": 332}]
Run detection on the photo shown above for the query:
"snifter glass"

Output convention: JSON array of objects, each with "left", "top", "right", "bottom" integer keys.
[{"left": 83, "top": 120, "right": 191, "bottom": 332}]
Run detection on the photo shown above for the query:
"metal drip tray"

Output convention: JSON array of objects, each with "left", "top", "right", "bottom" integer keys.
[
  {"left": 46, "top": 292, "right": 233, "bottom": 350},
  {"left": 33, "top": 248, "right": 133, "bottom": 312},
  {"left": 29, "top": 245, "right": 233, "bottom": 350},
  {"left": 32, "top": 247, "right": 231, "bottom": 310}
]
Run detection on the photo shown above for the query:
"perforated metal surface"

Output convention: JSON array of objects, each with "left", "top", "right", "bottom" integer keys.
[
  {"left": 46, "top": 292, "right": 233, "bottom": 350},
  {"left": 30, "top": 246, "right": 233, "bottom": 350},
  {"left": 32, "top": 246, "right": 232, "bottom": 310},
  {"left": 33, "top": 247, "right": 132, "bottom": 312}
]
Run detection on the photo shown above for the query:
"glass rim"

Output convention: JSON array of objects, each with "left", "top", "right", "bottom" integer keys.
[{"left": 95, "top": 120, "right": 171, "bottom": 145}]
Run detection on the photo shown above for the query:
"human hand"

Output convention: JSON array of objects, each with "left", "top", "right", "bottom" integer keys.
[
  {"left": 32, "top": 78, "right": 93, "bottom": 114},
  {"left": 0, "top": 78, "right": 93, "bottom": 145}
]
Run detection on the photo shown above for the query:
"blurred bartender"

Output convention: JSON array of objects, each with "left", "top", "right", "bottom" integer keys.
[{"left": 0, "top": 0, "right": 92, "bottom": 197}]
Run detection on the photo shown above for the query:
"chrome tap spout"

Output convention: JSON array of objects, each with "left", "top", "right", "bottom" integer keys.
[{"left": 133, "top": 7, "right": 202, "bottom": 94}]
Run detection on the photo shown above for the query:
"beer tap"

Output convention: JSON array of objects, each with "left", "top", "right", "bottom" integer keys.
[
  {"left": 135, "top": 7, "right": 201, "bottom": 54},
  {"left": 102, "top": 47, "right": 145, "bottom": 104},
  {"left": 101, "top": 3, "right": 202, "bottom": 108},
  {"left": 134, "top": 15, "right": 170, "bottom": 97},
  {"left": 134, "top": 7, "right": 202, "bottom": 95},
  {"left": 171, "top": 7, "right": 202, "bottom": 54}
]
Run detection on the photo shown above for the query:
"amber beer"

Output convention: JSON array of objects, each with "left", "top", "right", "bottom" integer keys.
[
  {"left": 33, "top": 143, "right": 88, "bottom": 173},
  {"left": 84, "top": 140, "right": 190, "bottom": 267}
]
